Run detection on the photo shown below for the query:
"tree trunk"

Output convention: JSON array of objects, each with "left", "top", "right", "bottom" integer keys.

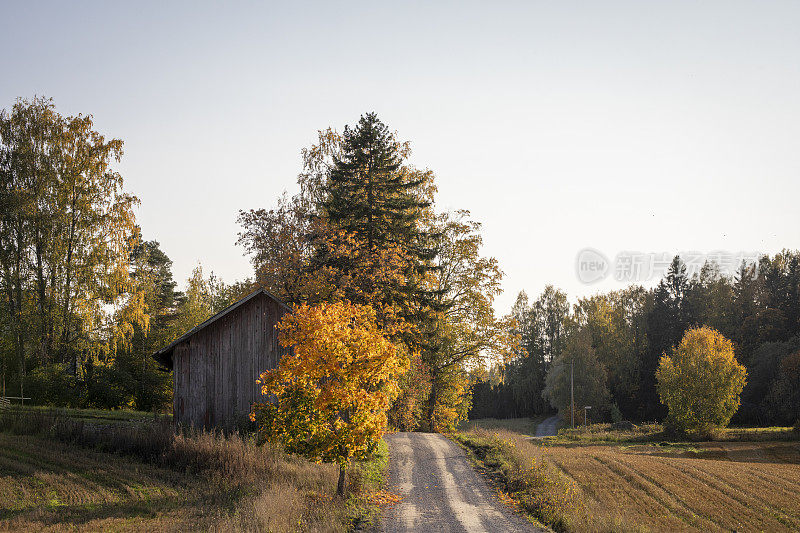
[
  {"left": 35, "top": 238, "right": 48, "bottom": 364},
  {"left": 427, "top": 379, "right": 438, "bottom": 432},
  {"left": 58, "top": 193, "right": 78, "bottom": 358},
  {"left": 337, "top": 463, "right": 347, "bottom": 496},
  {"left": 366, "top": 160, "right": 373, "bottom": 250}
]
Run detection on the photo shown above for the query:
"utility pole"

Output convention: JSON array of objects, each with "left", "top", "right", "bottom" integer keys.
[
  {"left": 549, "top": 359, "right": 576, "bottom": 429},
  {"left": 570, "top": 360, "right": 574, "bottom": 429}
]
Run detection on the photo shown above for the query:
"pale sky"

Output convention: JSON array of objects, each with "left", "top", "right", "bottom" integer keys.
[{"left": 2, "top": 1, "right": 799, "bottom": 313}]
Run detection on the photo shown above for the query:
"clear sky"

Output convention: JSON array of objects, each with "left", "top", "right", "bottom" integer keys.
[{"left": 2, "top": 1, "right": 799, "bottom": 313}]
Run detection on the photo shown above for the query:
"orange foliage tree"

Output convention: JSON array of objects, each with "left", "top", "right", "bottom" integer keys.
[{"left": 251, "top": 301, "right": 408, "bottom": 495}]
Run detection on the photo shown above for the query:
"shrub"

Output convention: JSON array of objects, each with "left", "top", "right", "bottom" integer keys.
[
  {"left": 24, "top": 363, "right": 83, "bottom": 406},
  {"left": 610, "top": 403, "right": 623, "bottom": 424},
  {"left": 656, "top": 326, "right": 747, "bottom": 437},
  {"left": 84, "top": 363, "right": 136, "bottom": 409}
]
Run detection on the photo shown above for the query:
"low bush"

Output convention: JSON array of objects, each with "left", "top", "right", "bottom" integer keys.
[{"left": 23, "top": 363, "right": 83, "bottom": 406}]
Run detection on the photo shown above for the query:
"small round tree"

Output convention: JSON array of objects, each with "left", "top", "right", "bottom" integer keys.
[
  {"left": 656, "top": 326, "right": 747, "bottom": 437},
  {"left": 251, "top": 301, "right": 408, "bottom": 495},
  {"left": 543, "top": 328, "right": 610, "bottom": 424}
]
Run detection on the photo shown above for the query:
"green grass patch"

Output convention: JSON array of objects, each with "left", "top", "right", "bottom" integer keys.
[
  {"left": 459, "top": 416, "right": 547, "bottom": 435},
  {"left": 346, "top": 438, "right": 390, "bottom": 531},
  {"left": 546, "top": 422, "right": 798, "bottom": 447},
  {"left": 2, "top": 404, "right": 168, "bottom": 425}
]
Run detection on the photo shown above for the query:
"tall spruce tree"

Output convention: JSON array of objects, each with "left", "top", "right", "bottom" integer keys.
[
  {"left": 642, "top": 256, "right": 689, "bottom": 419},
  {"left": 322, "top": 113, "right": 428, "bottom": 251},
  {"left": 318, "top": 113, "right": 437, "bottom": 330}
]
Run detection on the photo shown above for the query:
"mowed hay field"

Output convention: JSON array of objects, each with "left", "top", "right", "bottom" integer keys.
[
  {"left": 0, "top": 433, "right": 197, "bottom": 531},
  {"left": 0, "top": 432, "right": 343, "bottom": 532},
  {"left": 541, "top": 440, "right": 800, "bottom": 532}
]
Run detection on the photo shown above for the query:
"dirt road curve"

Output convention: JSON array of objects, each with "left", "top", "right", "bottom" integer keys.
[
  {"left": 534, "top": 416, "right": 560, "bottom": 437},
  {"left": 382, "top": 432, "right": 541, "bottom": 532}
]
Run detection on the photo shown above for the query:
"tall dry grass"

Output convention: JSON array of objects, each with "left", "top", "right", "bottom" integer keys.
[
  {"left": 0, "top": 408, "right": 348, "bottom": 532},
  {"left": 458, "top": 417, "right": 545, "bottom": 435},
  {"left": 454, "top": 428, "right": 583, "bottom": 531}
]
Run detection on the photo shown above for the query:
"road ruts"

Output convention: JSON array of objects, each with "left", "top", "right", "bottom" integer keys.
[{"left": 382, "top": 432, "right": 542, "bottom": 533}]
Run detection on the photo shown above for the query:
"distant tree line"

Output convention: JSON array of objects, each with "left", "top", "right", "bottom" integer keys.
[{"left": 471, "top": 254, "right": 800, "bottom": 427}]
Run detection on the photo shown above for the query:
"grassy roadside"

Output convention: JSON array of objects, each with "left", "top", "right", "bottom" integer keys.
[
  {"left": 0, "top": 407, "right": 390, "bottom": 532},
  {"left": 346, "top": 439, "right": 390, "bottom": 531},
  {"left": 453, "top": 428, "right": 584, "bottom": 532}
]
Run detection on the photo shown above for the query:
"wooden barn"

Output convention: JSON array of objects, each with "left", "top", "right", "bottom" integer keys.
[{"left": 153, "top": 288, "right": 291, "bottom": 429}]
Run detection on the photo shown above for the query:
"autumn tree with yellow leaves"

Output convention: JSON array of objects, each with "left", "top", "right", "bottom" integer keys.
[
  {"left": 251, "top": 301, "right": 408, "bottom": 495},
  {"left": 0, "top": 96, "right": 153, "bottom": 407},
  {"left": 656, "top": 326, "right": 747, "bottom": 436},
  {"left": 414, "top": 210, "right": 513, "bottom": 431},
  {"left": 239, "top": 114, "right": 507, "bottom": 433}
]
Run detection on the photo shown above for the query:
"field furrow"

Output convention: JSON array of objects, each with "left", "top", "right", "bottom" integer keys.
[
  {"left": 665, "top": 459, "right": 800, "bottom": 530},
  {"left": 538, "top": 441, "right": 800, "bottom": 532},
  {"left": 611, "top": 454, "right": 782, "bottom": 531},
  {"left": 594, "top": 454, "right": 718, "bottom": 531}
]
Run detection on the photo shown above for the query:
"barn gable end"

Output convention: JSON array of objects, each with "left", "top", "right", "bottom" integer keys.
[{"left": 153, "top": 289, "right": 290, "bottom": 430}]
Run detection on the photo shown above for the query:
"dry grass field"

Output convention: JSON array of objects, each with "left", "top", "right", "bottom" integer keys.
[
  {"left": 457, "top": 421, "right": 800, "bottom": 532},
  {"left": 0, "top": 408, "right": 387, "bottom": 532}
]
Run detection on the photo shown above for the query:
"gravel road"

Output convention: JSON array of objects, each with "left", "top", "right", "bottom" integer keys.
[
  {"left": 534, "top": 416, "right": 560, "bottom": 437},
  {"left": 382, "top": 432, "right": 542, "bottom": 532}
]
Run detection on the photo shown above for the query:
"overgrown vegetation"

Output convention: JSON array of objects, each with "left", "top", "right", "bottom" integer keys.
[
  {"left": 454, "top": 428, "right": 582, "bottom": 531},
  {"left": 0, "top": 408, "right": 388, "bottom": 531}
]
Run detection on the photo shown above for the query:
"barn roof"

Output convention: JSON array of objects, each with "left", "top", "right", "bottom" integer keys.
[{"left": 153, "top": 288, "right": 290, "bottom": 370}]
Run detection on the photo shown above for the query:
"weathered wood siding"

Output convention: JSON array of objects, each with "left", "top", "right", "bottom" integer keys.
[{"left": 172, "top": 292, "right": 289, "bottom": 430}]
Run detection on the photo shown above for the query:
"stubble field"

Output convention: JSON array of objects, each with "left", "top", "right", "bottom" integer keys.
[
  {"left": 542, "top": 440, "right": 800, "bottom": 531},
  {"left": 457, "top": 420, "right": 800, "bottom": 532}
]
